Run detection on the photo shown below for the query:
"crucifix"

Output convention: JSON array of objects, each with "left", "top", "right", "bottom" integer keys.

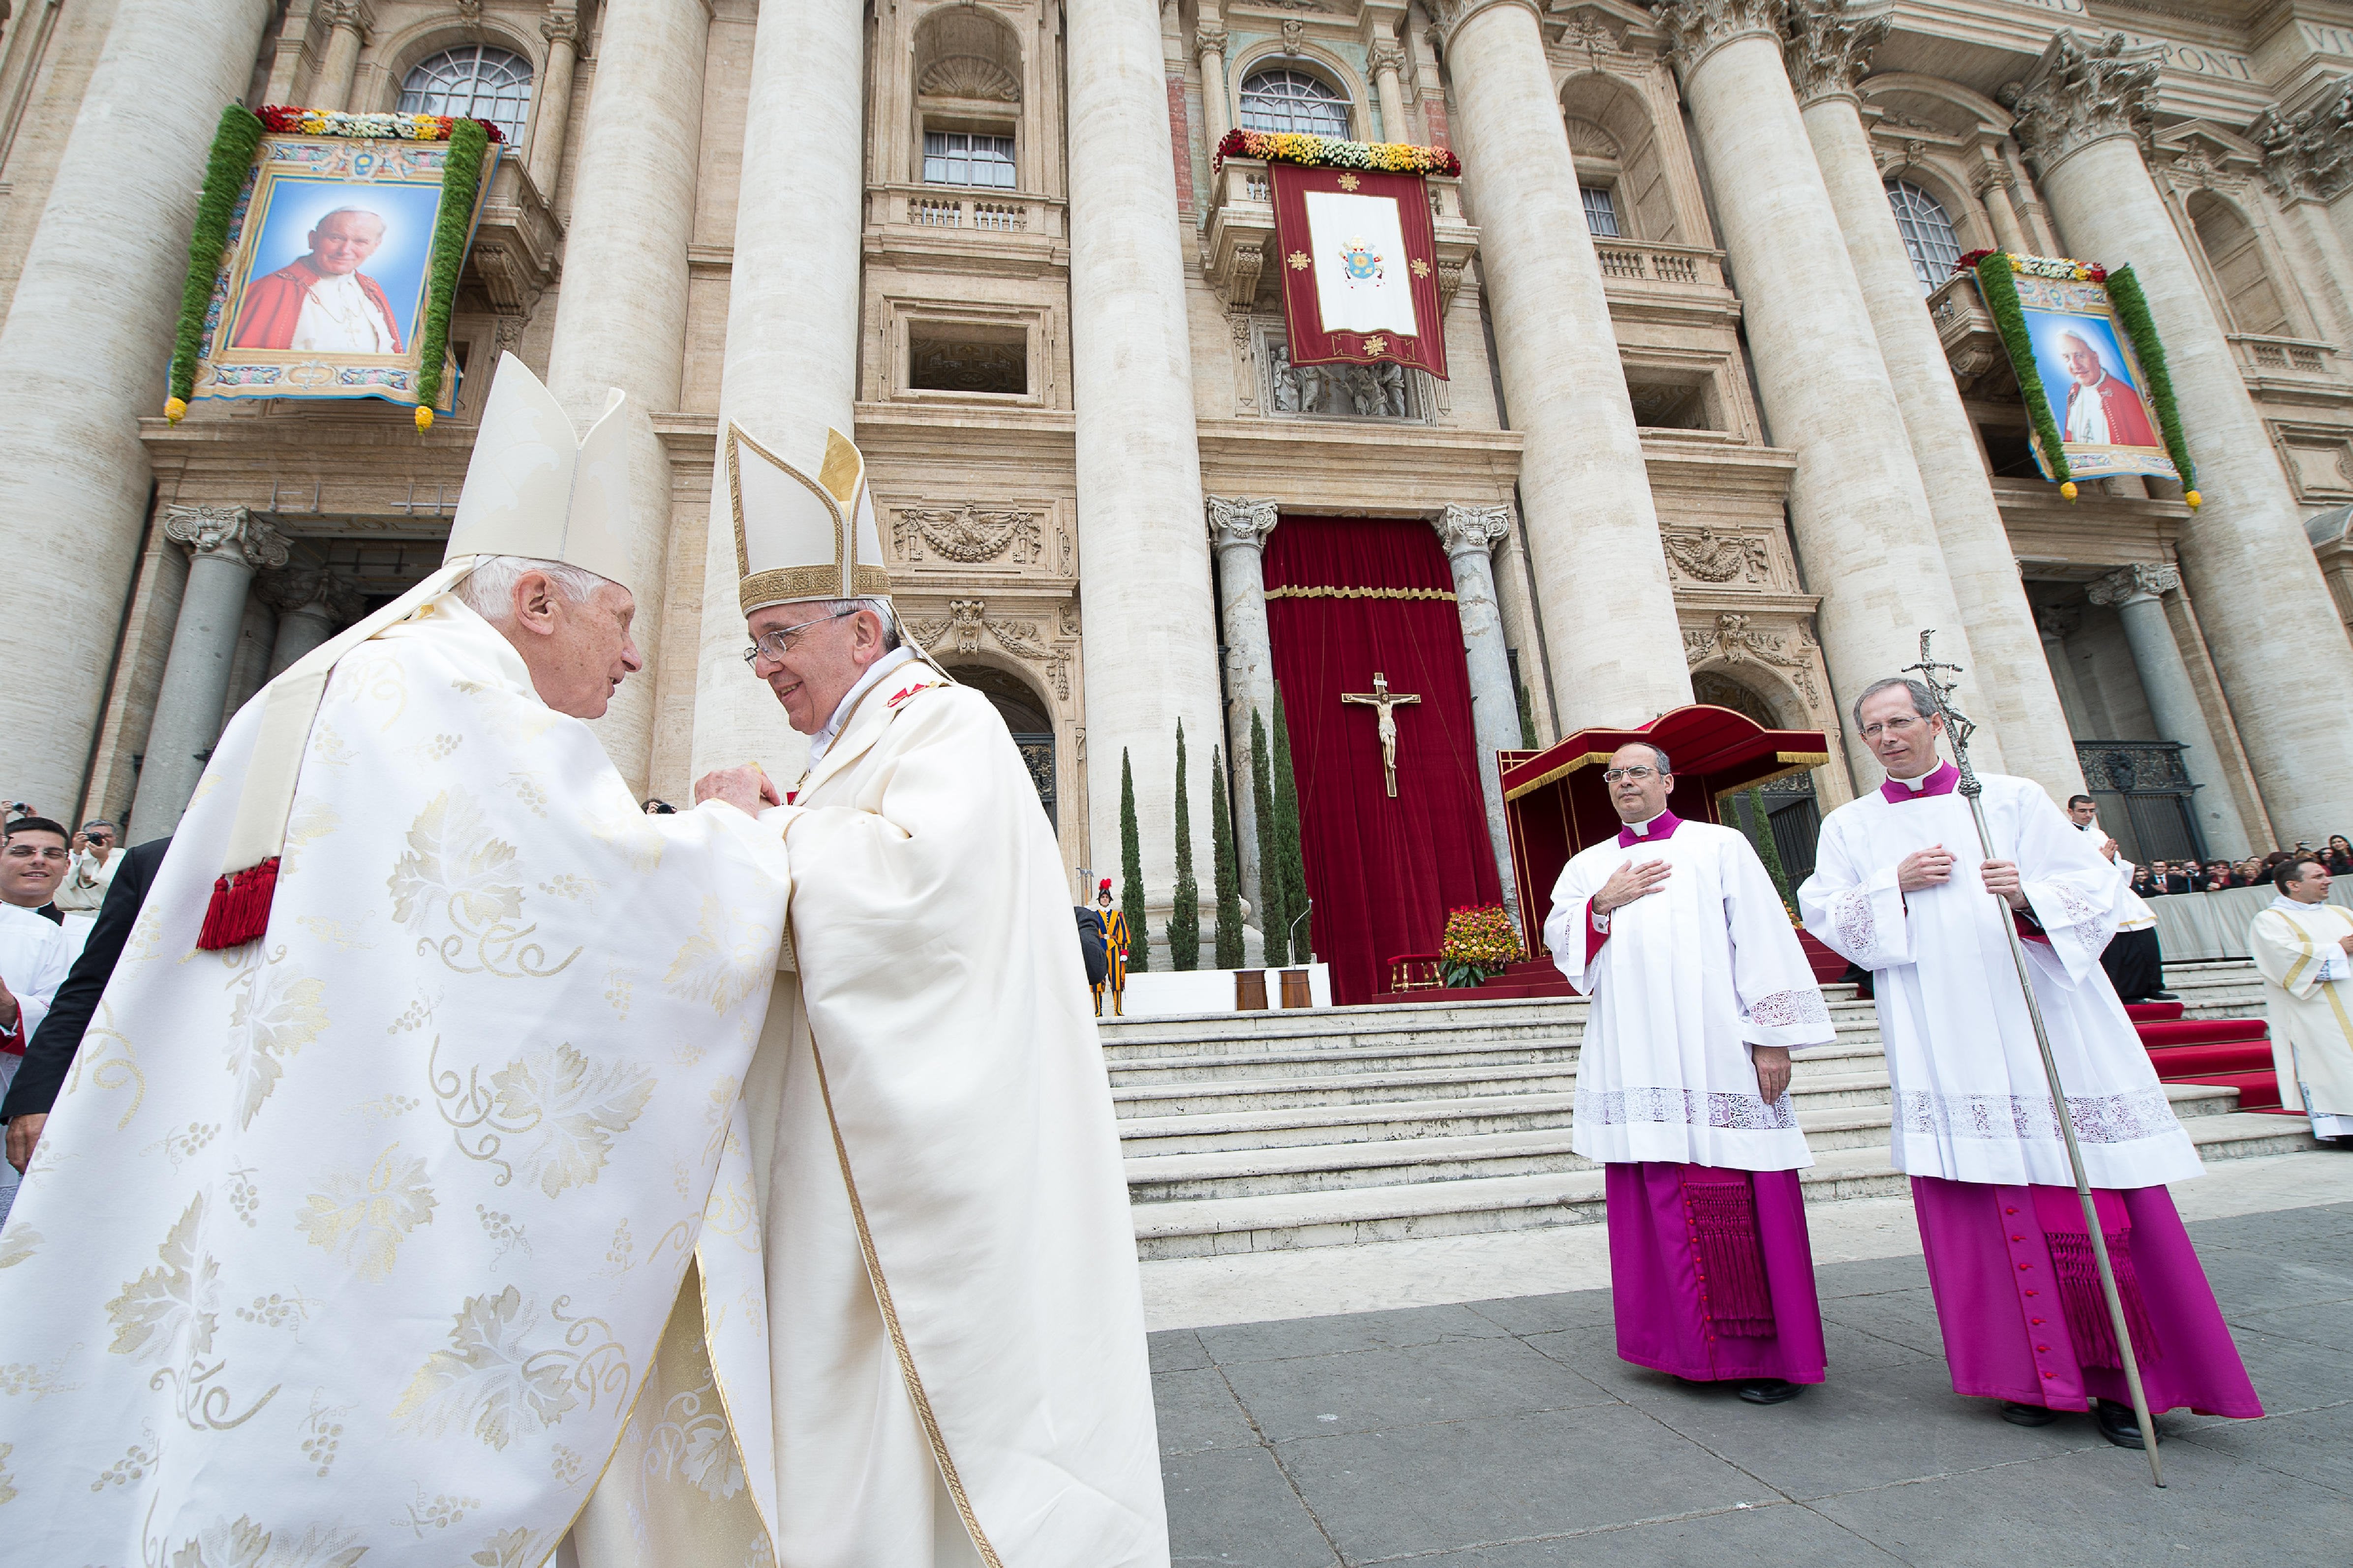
[{"left": 1341, "top": 671, "right": 1422, "bottom": 798}]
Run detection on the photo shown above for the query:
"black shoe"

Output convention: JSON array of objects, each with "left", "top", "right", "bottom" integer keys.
[
  {"left": 2094, "top": 1398, "right": 2153, "bottom": 1449},
  {"left": 2001, "top": 1401, "right": 2059, "bottom": 1427},
  {"left": 2145, "top": 991, "right": 2179, "bottom": 1001},
  {"left": 1736, "top": 1378, "right": 1804, "bottom": 1405}
]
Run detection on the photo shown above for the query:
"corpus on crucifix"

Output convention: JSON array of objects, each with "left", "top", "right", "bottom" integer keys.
[{"left": 1343, "top": 670, "right": 1422, "bottom": 798}]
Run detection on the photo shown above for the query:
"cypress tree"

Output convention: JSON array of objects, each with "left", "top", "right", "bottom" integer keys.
[
  {"left": 1739, "top": 788, "right": 1794, "bottom": 905},
  {"left": 1211, "top": 745, "right": 1246, "bottom": 970},
  {"left": 1250, "top": 708, "right": 1287, "bottom": 966},
  {"left": 1516, "top": 677, "right": 1539, "bottom": 751},
  {"left": 1270, "top": 682, "right": 1311, "bottom": 961},
  {"left": 1169, "top": 721, "right": 1201, "bottom": 971},
  {"left": 1120, "top": 748, "right": 1150, "bottom": 972}
]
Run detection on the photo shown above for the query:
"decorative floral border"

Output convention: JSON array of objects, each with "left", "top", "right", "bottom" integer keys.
[
  {"left": 167, "top": 105, "right": 497, "bottom": 428},
  {"left": 1215, "top": 127, "right": 1461, "bottom": 177},
  {"left": 1955, "top": 249, "right": 2199, "bottom": 507}
]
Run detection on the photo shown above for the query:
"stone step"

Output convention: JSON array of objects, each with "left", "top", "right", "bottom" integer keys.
[
  {"left": 1114, "top": 1063, "right": 1586, "bottom": 1116},
  {"left": 1108, "top": 1039, "right": 1580, "bottom": 1086},
  {"left": 1129, "top": 1105, "right": 2309, "bottom": 1259}
]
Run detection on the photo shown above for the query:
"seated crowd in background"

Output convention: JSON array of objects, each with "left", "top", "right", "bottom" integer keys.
[{"left": 2131, "top": 840, "right": 2353, "bottom": 897}]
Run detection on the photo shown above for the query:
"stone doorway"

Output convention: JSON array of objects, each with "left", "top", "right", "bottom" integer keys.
[{"left": 950, "top": 663, "right": 1056, "bottom": 828}]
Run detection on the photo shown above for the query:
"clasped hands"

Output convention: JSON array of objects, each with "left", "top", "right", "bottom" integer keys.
[
  {"left": 1898, "top": 844, "right": 2028, "bottom": 909},
  {"left": 693, "top": 765, "right": 786, "bottom": 815}
]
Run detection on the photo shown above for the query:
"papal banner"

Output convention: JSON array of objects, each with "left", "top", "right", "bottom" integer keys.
[{"left": 1265, "top": 158, "right": 1450, "bottom": 379}]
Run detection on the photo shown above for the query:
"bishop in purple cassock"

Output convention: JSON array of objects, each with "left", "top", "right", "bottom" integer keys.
[
  {"left": 1545, "top": 742, "right": 1835, "bottom": 1404},
  {"left": 1800, "top": 677, "right": 2261, "bottom": 1447}
]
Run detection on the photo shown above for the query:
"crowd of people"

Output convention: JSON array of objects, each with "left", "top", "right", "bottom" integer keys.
[{"left": 2131, "top": 836, "right": 2353, "bottom": 896}]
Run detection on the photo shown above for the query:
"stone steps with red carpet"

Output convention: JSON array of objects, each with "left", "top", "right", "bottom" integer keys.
[{"left": 2131, "top": 998, "right": 2291, "bottom": 1114}]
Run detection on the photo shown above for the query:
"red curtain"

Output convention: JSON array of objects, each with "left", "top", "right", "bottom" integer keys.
[{"left": 1263, "top": 516, "right": 1501, "bottom": 1004}]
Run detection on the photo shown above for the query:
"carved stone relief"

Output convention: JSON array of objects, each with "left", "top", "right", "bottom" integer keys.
[
  {"left": 1663, "top": 527, "right": 1774, "bottom": 585},
  {"left": 1266, "top": 336, "right": 1418, "bottom": 420},
  {"left": 1683, "top": 611, "right": 1822, "bottom": 706},
  {"left": 903, "top": 598, "right": 1075, "bottom": 700},
  {"left": 889, "top": 504, "right": 1056, "bottom": 568}
]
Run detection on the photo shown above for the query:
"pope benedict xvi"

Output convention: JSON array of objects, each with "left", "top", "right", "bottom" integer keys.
[
  {"left": 560, "top": 424, "right": 1168, "bottom": 1567},
  {"left": 0, "top": 357, "right": 795, "bottom": 1563}
]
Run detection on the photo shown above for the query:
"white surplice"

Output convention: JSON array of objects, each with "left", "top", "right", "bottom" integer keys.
[
  {"left": 574, "top": 661, "right": 1168, "bottom": 1568},
  {"left": 0, "top": 598, "right": 794, "bottom": 1564},
  {"left": 0, "top": 902, "right": 71, "bottom": 1220},
  {"left": 2078, "top": 820, "right": 2157, "bottom": 932},
  {"left": 2248, "top": 895, "right": 2353, "bottom": 1133},
  {"left": 1798, "top": 766, "right": 2201, "bottom": 1188},
  {"left": 1545, "top": 816, "right": 1833, "bottom": 1170}
]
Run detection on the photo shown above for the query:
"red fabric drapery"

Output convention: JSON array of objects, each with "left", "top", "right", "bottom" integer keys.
[{"left": 1263, "top": 516, "right": 1500, "bottom": 1004}]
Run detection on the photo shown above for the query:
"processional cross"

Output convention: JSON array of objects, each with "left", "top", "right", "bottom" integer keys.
[{"left": 1341, "top": 672, "right": 1421, "bottom": 798}]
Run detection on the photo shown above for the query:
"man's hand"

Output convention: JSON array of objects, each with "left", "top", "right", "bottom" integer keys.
[
  {"left": 1592, "top": 858, "right": 1670, "bottom": 915},
  {"left": 693, "top": 765, "right": 784, "bottom": 815},
  {"left": 1980, "top": 859, "right": 2030, "bottom": 910},
  {"left": 2337, "top": 932, "right": 2353, "bottom": 957},
  {"left": 1897, "top": 845, "right": 1955, "bottom": 894},
  {"left": 6, "top": 1113, "right": 43, "bottom": 1174},
  {"left": 1752, "top": 1045, "right": 1793, "bottom": 1103},
  {"left": 2098, "top": 836, "right": 2118, "bottom": 862},
  {"left": 0, "top": 974, "right": 16, "bottom": 1033}
]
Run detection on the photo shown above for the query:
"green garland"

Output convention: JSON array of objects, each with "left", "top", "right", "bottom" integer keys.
[
  {"left": 167, "top": 104, "right": 268, "bottom": 418},
  {"left": 1973, "top": 251, "right": 2074, "bottom": 494},
  {"left": 2105, "top": 266, "right": 2198, "bottom": 500},
  {"left": 413, "top": 116, "right": 490, "bottom": 428}
]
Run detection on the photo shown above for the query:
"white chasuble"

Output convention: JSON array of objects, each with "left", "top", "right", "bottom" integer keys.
[
  {"left": 0, "top": 599, "right": 793, "bottom": 1565},
  {"left": 1544, "top": 818, "right": 1832, "bottom": 1170},
  {"left": 574, "top": 665, "right": 1167, "bottom": 1568},
  {"left": 1798, "top": 767, "right": 2200, "bottom": 1188},
  {"left": 2249, "top": 897, "right": 2353, "bottom": 1120}
]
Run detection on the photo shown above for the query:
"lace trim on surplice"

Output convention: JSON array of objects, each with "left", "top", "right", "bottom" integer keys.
[
  {"left": 1747, "top": 987, "right": 1831, "bottom": 1030},
  {"left": 1894, "top": 1085, "right": 2177, "bottom": 1145},
  {"left": 1831, "top": 885, "right": 1877, "bottom": 963},
  {"left": 1576, "top": 1085, "right": 1799, "bottom": 1132}
]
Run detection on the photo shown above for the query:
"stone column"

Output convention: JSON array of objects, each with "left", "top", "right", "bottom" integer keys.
[
  {"left": 1787, "top": 0, "right": 2078, "bottom": 797},
  {"left": 2086, "top": 565, "right": 2251, "bottom": 859},
  {"left": 545, "top": 0, "right": 708, "bottom": 792},
  {"left": 259, "top": 568, "right": 364, "bottom": 677},
  {"left": 1436, "top": 503, "right": 1523, "bottom": 926},
  {"left": 687, "top": 0, "right": 863, "bottom": 785},
  {"left": 1370, "top": 42, "right": 1409, "bottom": 143},
  {"left": 2009, "top": 31, "right": 2353, "bottom": 840},
  {"left": 1067, "top": 0, "right": 1224, "bottom": 918},
  {"left": 129, "top": 508, "right": 290, "bottom": 836},
  {"left": 312, "top": 0, "right": 370, "bottom": 111},
  {"left": 1194, "top": 24, "right": 1231, "bottom": 150},
  {"left": 527, "top": 7, "right": 583, "bottom": 198},
  {"left": 1207, "top": 496, "right": 1278, "bottom": 914},
  {"left": 1436, "top": 0, "right": 1691, "bottom": 727},
  {"left": 0, "top": 0, "right": 275, "bottom": 817},
  {"left": 1973, "top": 150, "right": 2030, "bottom": 254},
  {"left": 1656, "top": 0, "right": 1998, "bottom": 785},
  {"left": 2035, "top": 606, "right": 2092, "bottom": 740}
]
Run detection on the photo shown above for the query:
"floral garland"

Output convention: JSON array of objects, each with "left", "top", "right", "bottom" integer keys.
[
  {"left": 1954, "top": 249, "right": 2200, "bottom": 509},
  {"left": 1215, "top": 127, "right": 1461, "bottom": 177},
  {"left": 255, "top": 105, "right": 504, "bottom": 143},
  {"left": 166, "top": 104, "right": 498, "bottom": 428},
  {"left": 1438, "top": 904, "right": 1523, "bottom": 987}
]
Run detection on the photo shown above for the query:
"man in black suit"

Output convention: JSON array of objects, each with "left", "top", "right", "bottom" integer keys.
[{"left": 3, "top": 834, "right": 170, "bottom": 1173}]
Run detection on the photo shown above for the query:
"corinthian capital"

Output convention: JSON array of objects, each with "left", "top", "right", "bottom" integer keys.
[
  {"left": 164, "top": 505, "right": 290, "bottom": 572},
  {"left": 317, "top": 0, "right": 374, "bottom": 34},
  {"left": 1423, "top": 0, "right": 1545, "bottom": 51},
  {"left": 540, "top": 8, "right": 581, "bottom": 45},
  {"left": 1781, "top": 0, "right": 1887, "bottom": 107},
  {"left": 2085, "top": 562, "right": 2181, "bottom": 606},
  {"left": 258, "top": 567, "right": 366, "bottom": 622},
  {"left": 1434, "top": 503, "right": 1509, "bottom": 557},
  {"left": 1653, "top": 0, "right": 1790, "bottom": 83},
  {"left": 1999, "top": 30, "right": 2162, "bottom": 179},
  {"left": 2254, "top": 79, "right": 2353, "bottom": 202},
  {"left": 1194, "top": 23, "right": 1228, "bottom": 58},
  {"left": 1205, "top": 496, "right": 1280, "bottom": 551},
  {"left": 1368, "top": 42, "right": 1407, "bottom": 77}
]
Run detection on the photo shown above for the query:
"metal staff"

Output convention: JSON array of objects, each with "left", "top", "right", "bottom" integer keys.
[{"left": 1903, "top": 631, "right": 2165, "bottom": 1486}]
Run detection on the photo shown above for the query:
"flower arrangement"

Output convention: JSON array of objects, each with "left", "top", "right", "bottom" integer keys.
[
  {"left": 256, "top": 105, "right": 504, "bottom": 143},
  {"left": 1215, "top": 126, "right": 1461, "bottom": 177},
  {"left": 1954, "top": 249, "right": 2105, "bottom": 283},
  {"left": 1438, "top": 904, "right": 1523, "bottom": 988}
]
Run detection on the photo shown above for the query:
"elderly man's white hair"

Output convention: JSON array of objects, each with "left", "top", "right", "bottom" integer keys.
[
  {"left": 807, "top": 595, "right": 904, "bottom": 652},
  {"left": 452, "top": 555, "right": 615, "bottom": 622},
  {"left": 314, "top": 206, "right": 387, "bottom": 233}
]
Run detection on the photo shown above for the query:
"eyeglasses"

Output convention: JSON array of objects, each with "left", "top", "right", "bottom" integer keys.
[
  {"left": 740, "top": 608, "right": 857, "bottom": 667},
  {"left": 1601, "top": 766, "right": 1663, "bottom": 784},
  {"left": 1859, "top": 714, "right": 1927, "bottom": 740}
]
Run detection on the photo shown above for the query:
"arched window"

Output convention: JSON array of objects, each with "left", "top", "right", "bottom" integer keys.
[
  {"left": 2188, "top": 192, "right": 2290, "bottom": 336},
  {"left": 399, "top": 46, "right": 534, "bottom": 146},
  {"left": 1886, "top": 180, "right": 1961, "bottom": 295},
  {"left": 1238, "top": 69, "right": 1350, "bottom": 138}
]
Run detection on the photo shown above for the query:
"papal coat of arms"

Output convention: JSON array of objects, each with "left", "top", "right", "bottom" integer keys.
[{"left": 1337, "top": 236, "right": 1384, "bottom": 285}]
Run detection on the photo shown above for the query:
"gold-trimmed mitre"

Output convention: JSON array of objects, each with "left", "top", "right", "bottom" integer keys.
[
  {"left": 727, "top": 421, "right": 892, "bottom": 616},
  {"left": 443, "top": 351, "right": 640, "bottom": 601}
]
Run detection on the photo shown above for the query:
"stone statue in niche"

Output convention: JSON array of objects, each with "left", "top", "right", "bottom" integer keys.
[{"left": 1269, "top": 341, "right": 1411, "bottom": 419}]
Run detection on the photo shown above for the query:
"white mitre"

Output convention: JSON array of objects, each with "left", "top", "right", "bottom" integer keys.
[
  {"left": 726, "top": 421, "right": 892, "bottom": 615},
  {"left": 200, "top": 353, "right": 636, "bottom": 947}
]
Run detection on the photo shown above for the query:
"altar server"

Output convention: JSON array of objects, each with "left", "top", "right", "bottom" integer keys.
[
  {"left": 567, "top": 424, "right": 1168, "bottom": 1567},
  {"left": 0, "top": 356, "right": 796, "bottom": 1565},
  {"left": 1800, "top": 677, "right": 2261, "bottom": 1447},
  {"left": 1545, "top": 742, "right": 1834, "bottom": 1404},
  {"left": 2249, "top": 854, "right": 2353, "bottom": 1144},
  {"left": 2066, "top": 794, "right": 2170, "bottom": 1003}
]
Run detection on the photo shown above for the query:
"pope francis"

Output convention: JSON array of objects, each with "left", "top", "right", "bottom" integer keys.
[
  {"left": 560, "top": 424, "right": 1169, "bottom": 1568},
  {"left": 0, "top": 357, "right": 797, "bottom": 1564}
]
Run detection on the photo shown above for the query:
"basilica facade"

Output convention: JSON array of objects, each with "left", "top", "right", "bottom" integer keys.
[{"left": 6, "top": 0, "right": 2353, "bottom": 994}]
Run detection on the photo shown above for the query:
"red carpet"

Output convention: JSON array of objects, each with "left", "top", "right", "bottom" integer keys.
[{"left": 2133, "top": 999, "right": 2291, "bottom": 1115}]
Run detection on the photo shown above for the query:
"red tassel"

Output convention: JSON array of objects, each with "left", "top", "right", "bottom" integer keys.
[
  {"left": 196, "top": 857, "right": 279, "bottom": 951},
  {"left": 1683, "top": 1171, "right": 1777, "bottom": 1338}
]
